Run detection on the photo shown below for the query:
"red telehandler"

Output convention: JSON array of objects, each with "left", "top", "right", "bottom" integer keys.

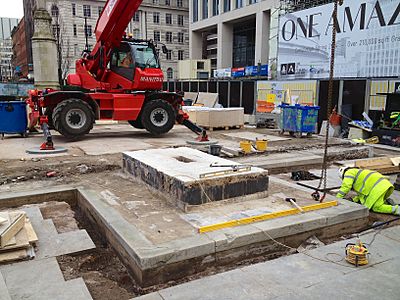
[{"left": 28, "top": 0, "right": 207, "bottom": 147}]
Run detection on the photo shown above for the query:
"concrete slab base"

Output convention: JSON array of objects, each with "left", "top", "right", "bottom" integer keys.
[
  {"left": 123, "top": 147, "right": 269, "bottom": 206},
  {"left": 0, "top": 185, "right": 369, "bottom": 288}
]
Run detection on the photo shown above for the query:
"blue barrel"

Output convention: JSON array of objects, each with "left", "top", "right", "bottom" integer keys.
[
  {"left": 0, "top": 101, "right": 28, "bottom": 137},
  {"left": 280, "top": 104, "right": 320, "bottom": 134}
]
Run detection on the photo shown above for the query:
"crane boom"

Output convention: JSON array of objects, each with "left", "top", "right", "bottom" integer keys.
[{"left": 87, "top": 0, "right": 143, "bottom": 76}]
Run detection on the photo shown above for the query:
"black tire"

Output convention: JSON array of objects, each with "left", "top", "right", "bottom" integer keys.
[
  {"left": 128, "top": 119, "right": 144, "bottom": 129},
  {"left": 52, "top": 99, "right": 95, "bottom": 139},
  {"left": 141, "top": 99, "right": 176, "bottom": 135}
]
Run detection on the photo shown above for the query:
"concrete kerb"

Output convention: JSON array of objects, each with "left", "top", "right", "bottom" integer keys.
[{"left": 0, "top": 185, "right": 370, "bottom": 287}]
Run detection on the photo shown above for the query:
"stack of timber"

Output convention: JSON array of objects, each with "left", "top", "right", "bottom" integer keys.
[{"left": 0, "top": 211, "right": 38, "bottom": 263}]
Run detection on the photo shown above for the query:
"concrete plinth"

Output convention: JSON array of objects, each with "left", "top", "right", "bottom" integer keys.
[
  {"left": 123, "top": 147, "right": 269, "bottom": 206},
  {"left": 32, "top": 9, "right": 60, "bottom": 90}
]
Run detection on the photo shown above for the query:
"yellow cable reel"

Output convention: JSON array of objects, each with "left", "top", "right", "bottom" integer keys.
[{"left": 345, "top": 239, "right": 369, "bottom": 267}]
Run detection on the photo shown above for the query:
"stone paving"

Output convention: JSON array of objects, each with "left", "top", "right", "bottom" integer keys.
[
  {"left": 138, "top": 225, "right": 400, "bottom": 300},
  {"left": 0, "top": 206, "right": 95, "bottom": 300}
]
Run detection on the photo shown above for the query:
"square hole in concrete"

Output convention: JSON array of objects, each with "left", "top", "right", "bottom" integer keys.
[{"left": 175, "top": 156, "right": 194, "bottom": 163}]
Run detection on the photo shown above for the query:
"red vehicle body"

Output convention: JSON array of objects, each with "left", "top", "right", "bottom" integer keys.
[{"left": 28, "top": 0, "right": 202, "bottom": 139}]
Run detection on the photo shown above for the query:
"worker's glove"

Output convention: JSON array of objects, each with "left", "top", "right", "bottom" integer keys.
[
  {"left": 387, "top": 198, "right": 400, "bottom": 206},
  {"left": 393, "top": 205, "right": 400, "bottom": 216}
]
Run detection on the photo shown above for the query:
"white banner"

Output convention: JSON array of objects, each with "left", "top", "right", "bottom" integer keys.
[{"left": 278, "top": 0, "right": 400, "bottom": 79}]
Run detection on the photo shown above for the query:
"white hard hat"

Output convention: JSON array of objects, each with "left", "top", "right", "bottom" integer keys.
[{"left": 338, "top": 167, "right": 348, "bottom": 179}]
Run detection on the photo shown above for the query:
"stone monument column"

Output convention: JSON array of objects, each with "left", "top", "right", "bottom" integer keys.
[{"left": 32, "top": 0, "right": 60, "bottom": 89}]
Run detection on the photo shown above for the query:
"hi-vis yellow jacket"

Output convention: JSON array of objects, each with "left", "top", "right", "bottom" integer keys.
[{"left": 336, "top": 168, "right": 394, "bottom": 209}]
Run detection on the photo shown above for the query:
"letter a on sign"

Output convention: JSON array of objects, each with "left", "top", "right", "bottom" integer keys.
[{"left": 287, "top": 63, "right": 296, "bottom": 75}]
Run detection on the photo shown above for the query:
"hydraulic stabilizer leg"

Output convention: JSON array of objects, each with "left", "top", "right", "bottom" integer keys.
[
  {"left": 181, "top": 118, "right": 209, "bottom": 142},
  {"left": 40, "top": 122, "right": 55, "bottom": 151}
]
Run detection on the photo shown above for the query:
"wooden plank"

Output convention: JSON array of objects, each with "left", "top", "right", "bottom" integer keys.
[
  {"left": 24, "top": 219, "right": 38, "bottom": 244},
  {"left": 0, "top": 213, "right": 26, "bottom": 248},
  {"left": 0, "top": 249, "right": 28, "bottom": 263},
  {"left": 0, "top": 213, "right": 15, "bottom": 247},
  {"left": 355, "top": 157, "right": 392, "bottom": 168},
  {"left": 391, "top": 157, "right": 400, "bottom": 166},
  {"left": 0, "top": 227, "right": 30, "bottom": 252}
]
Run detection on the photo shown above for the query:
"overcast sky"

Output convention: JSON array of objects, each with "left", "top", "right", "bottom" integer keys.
[{"left": 0, "top": 0, "right": 24, "bottom": 19}]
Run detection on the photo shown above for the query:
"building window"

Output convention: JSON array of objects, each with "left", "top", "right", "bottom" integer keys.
[
  {"left": 51, "top": 5, "right": 59, "bottom": 17},
  {"left": 72, "top": 3, "right": 76, "bottom": 16},
  {"left": 83, "top": 5, "right": 91, "bottom": 17},
  {"left": 178, "top": 32, "right": 184, "bottom": 43},
  {"left": 235, "top": 0, "right": 243, "bottom": 9},
  {"left": 178, "top": 50, "right": 184, "bottom": 60},
  {"left": 153, "top": 12, "right": 160, "bottom": 23},
  {"left": 153, "top": 0, "right": 159, "bottom": 4},
  {"left": 133, "top": 11, "right": 140, "bottom": 22},
  {"left": 212, "top": 0, "right": 219, "bottom": 16},
  {"left": 232, "top": 21, "right": 255, "bottom": 67},
  {"left": 84, "top": 24, "right": 93, "bottom": 37},
  {"left": 249, "top": 0, "right": 257, "bottom": 3},
  {"left": 73, "top": 24, "right": 77, "bottom": 37},
  {"left": 166, "top": 50, "right": 172, "bottom": 60},
  {"left": 223, "top": 0, "right": 230, "bottom": 12},
  {"left": 202, "top": 0, "right": 208, "bottom": 19},
  {"left": 154, "top": 31, "right": 160, "bottom": 42},
  {"left": 177, "top": 0, "right": 183, "bottom": 7},
  {"left": 178, "top": 15, "right": 184, "bottom": 26},
  {"left": 166, "top": 31, "right": 172, "bottom": 43},
  {"left": 98, "top": 6, "right": 103, "bottom": 16},
  {"left": 165, "top": 0, "right": 170, "bottom": 5},
  {"left": 133, "top": 29, "right": 140, "bottom": 38},
  {"left": 197, "top": 61, "right": 205, "bottom": 69},
  {"left": 193, "top": 0, "right": 198, "bottom": 22},
  {"left": 167, "top": 67, "right": 173, "bottom": 79},
  {"left": 166, "top": 13, "right": 172, "bottom": 25}
]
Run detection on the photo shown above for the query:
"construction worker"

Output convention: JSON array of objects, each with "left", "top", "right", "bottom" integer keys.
[{"left": 337, "top": 167, "right": 399, "bottom": 215}]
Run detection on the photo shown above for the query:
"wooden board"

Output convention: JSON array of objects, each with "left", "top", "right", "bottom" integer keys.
[
  {"left": 391, "top": 157, "right": 400, "bottom": 167},
  {"left": 354, "top": 157, "right": 400, "bottom": 174},
  {"left": 0, "top": 212, "right": 26, "bottom": 248},
  {"left": 0, "top": 249, "right": 28, "bottom": 263},
  {"left": 0, "top": 213, "right": 15, "bottom": 246},
  {"left": 0, "top": 227, "right": 30, "bottom": 252},
  {"left": 24, "top": 219, "right": 38, "bottom": 244}
]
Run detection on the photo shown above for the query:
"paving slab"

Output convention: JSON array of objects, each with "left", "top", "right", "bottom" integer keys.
[
  {"left": 138, "top": 226, "right": 400, "bottom": 300},
  {"left": 0, "top": 272, "right": 11, "bottom": 300},
  {"left": 0, "top": 257, "right": 65, "bottom": 298},
  {"left": 159, "top": 268, "right": 278, "bottom": 300},
  {"left": 35, "top": 229, "right": 95, "bottom": 259}
]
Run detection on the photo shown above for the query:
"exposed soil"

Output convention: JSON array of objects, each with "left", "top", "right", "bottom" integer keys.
[{"left": 40, "top": 201, "right": 140, "bottom": 299}]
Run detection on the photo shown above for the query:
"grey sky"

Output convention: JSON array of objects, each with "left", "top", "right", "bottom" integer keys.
[{"left": 0, "top": 0, "right": 24, "bottom": 19}]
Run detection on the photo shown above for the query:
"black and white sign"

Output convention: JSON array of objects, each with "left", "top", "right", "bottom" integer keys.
[{"left": 278, "top": 0, "right": 400, "bottom": 79}]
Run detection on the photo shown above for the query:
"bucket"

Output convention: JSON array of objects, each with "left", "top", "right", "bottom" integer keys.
[
  {"left": 183, "top": 99, "right": 193, "bottom": 106},
  {"left": 255, "top": 139, "right": 268, "bottom": 152},
  {"left": 209, "top": 144, "right": 222, "bottom": 156},
  {"left": 240, "top": 141, "right": 252, "bottom": 154}
]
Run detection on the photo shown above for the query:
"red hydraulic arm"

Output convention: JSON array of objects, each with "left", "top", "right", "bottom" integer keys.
[{"left": 85, "top": 0, "right": 144, "bottom": 79}]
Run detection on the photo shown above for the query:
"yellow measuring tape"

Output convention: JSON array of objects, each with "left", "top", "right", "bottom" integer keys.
[{"left": 198, "top": 200, "right": 338, "bottom": 233}]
